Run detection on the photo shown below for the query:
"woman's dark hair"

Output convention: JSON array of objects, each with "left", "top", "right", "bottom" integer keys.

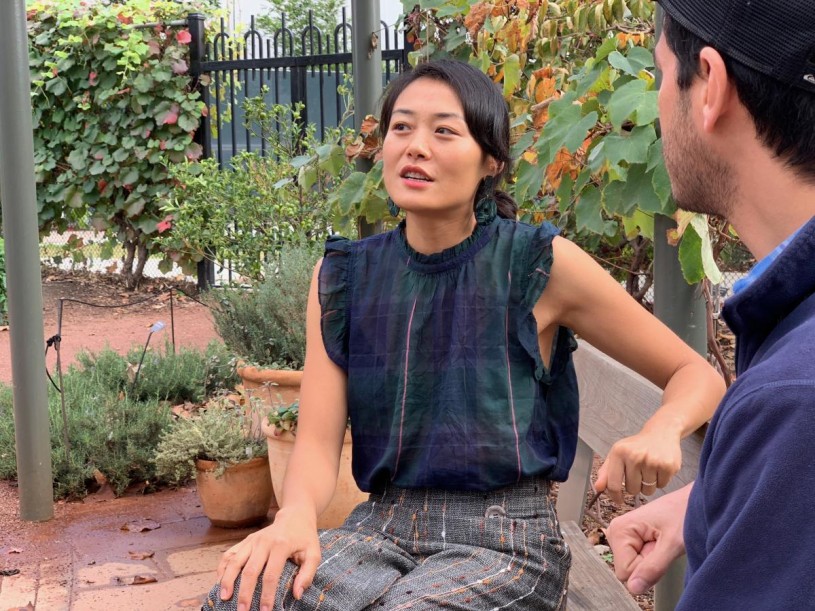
[
  {"left": 379, "top": 59, "right": 518, "bottom": 219},
  {"left": 663, "top": 12, "right": 815, "bottom": 183}
]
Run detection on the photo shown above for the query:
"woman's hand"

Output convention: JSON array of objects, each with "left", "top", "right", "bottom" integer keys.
[
  {"left": 217, "top": 506, "right": 321, "bottom": 610},
  {"left": 594, "top": 421, "right": 683, "bottom": 505}
]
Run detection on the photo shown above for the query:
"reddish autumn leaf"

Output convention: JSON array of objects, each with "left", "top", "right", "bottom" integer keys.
[
  {"left": 147, "top": 40, "right": 161, "bottom": 56},
  {"left": 156, "top": 215, "right": 173, "bottom": 233},
  {"left": 94, "top": 152, "right": 104, "bottom": 160},
  {"left": 143, "top": 128, "right": 151, "bottom": 139},
  {"left": 89, "top": 71, "right": 98, "bottom": 86},
  {"left": 116, "top": 13, "right": 133, "bottom": 25},
  {"left": 172, "top": 60, "right": 188, "bottom": 75},
  {"left": 97, "top": 179, "right": 107, "bottom": 192},
  {"left": 159, "top": 140, "right": 167, "bottom": 151},
  {"left": 160, "top": 104, "right": 180, "bottom": 125},
  {"left": 176, "top": 30, "right": 192, "bottom": 44},
  {"left": 359, "top": 114, "right": 379, "bottom": 136},
  {"left": 185, "top": 142, "right": 203, "bottom": 161}
]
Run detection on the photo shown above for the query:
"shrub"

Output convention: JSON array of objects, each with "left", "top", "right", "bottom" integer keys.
[
  {"left": 0, "top": 341, "right": 237, "bottom": 498},
  {"left": 26, "top": 0, "right": 213, "bottom": 289},
  {"left": 210, "top": 241, "right": 321, "bottom": 369},
  {"left": 158, "top": 100, "right": 338, "bottom": 282},
  {"left": 73, "top": 340, "right": 238, "bottom": 405},
  {"left": 153, "top": 395, "right": 267, "bottom": 485}
]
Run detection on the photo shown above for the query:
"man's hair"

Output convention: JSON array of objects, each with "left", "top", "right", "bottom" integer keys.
[{"left": 663, "top": 12, "right": 815, "bottom": 182}]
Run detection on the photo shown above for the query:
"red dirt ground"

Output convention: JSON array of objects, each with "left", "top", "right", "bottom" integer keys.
[{"left": 0, "top": 268, "right": 220, "bottom": 385}]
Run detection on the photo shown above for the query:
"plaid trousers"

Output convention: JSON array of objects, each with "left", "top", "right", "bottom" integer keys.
[{"left": 203, "top": 476, "right": 570, "bottom": 610}]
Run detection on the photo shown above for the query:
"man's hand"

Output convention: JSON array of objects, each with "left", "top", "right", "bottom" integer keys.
[{"left": 606, "top": 484, "right": 692, "bottom": 595}]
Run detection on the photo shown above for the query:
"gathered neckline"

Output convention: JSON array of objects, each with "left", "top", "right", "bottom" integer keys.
[{"left": 395, "top": 217, "right": 498, "bottom": 274}]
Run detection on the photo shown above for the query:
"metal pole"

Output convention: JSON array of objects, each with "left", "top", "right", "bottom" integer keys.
[
  {"left": 188, "top": 13, "right": 216, "bottom": 290},
  {"left": 0, "top": 0, "right": 54, "bottom": 521},
  {"left": 351, "top": 0, "right": 383, "bottom": 238},
  {"left": 652, "top": 7, "right": 703, "bottom": 608}
]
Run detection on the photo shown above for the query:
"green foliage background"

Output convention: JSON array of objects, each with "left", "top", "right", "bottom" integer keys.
[{"left": 26, "top": 0, "right": 211, "bottom": 288}]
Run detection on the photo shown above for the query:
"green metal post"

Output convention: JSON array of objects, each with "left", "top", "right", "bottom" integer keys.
[
  {"left": 351, "top": 0, "right": 383, "bottom": 238},
  {"left": 652, "top": 6, "right": 705, "bottom": 609},
  {"left": 0, "top": 0, "right": 54, "bottom": 521}
]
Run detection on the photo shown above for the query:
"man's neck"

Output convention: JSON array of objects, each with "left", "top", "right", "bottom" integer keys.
[{"left": 728, "top": 158, "right": 815, "bottom": 260}]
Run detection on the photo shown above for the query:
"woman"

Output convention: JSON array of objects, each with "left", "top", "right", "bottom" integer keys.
[{"left": 204, "top": 59, "right": 724, "bottom": 611}]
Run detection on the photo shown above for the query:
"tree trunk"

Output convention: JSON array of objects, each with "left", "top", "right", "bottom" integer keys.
[{"left": 121, "top": 238, "right": 147, "bottom": 291}]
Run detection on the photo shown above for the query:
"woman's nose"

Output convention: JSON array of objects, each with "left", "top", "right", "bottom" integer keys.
[{"left": 406, "top": 131, "right": 430, "bottom": 159}]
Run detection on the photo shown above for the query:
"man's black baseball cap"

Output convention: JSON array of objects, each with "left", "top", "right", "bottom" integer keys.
[{"left": 658, "top": 0, "right": 815, "bottom": 92}]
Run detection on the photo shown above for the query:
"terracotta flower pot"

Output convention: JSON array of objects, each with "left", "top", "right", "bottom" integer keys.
[
  {"left": 195, "top": 456, "right": 273, "bottom": 528},
  {"left": 261, "top": 423, "right": 368, "bottom": 529},
  {"left": 237, "top": 365, "right": 303, "bottom": 410}
]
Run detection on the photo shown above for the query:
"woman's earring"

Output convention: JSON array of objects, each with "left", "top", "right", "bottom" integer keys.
[{"left": 388, "top": 197, "right": 400, "bottom": 217}]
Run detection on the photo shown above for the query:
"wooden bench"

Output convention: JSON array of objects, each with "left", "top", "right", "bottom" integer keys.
[{"left": 557, "top": 341, "right": 706, "bottom": 611}]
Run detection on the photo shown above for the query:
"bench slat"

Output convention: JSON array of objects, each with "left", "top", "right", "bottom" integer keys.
[
  {"left": 562, "top": 520, "right": 640, "bottom": 611},
  {"left": 573, "top": 342, "right": 705, "bottom": 495}
]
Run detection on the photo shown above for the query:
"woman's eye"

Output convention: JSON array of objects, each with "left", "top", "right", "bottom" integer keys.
[{"left": 391, "top": 122, "right": 409, "bottom": 131}]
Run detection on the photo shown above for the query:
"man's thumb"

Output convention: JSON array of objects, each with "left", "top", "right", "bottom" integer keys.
[
  {"left": 594, "top": 463, "right": 607, "bottom": 492},
  {"left": 626, "top": 539, "right": 681, "bottom": 595}
]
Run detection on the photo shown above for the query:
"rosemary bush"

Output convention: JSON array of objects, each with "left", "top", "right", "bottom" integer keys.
[
  {"left": 74, "top": 340, "right": 238, "bottom": 404},
  {"left": 0, "top": 341, "right": 239, "bottom": 498}
]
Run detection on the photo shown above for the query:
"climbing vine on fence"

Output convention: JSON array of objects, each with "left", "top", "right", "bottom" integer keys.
[
  {"left": 303, "top": 0, "right": 721, "bottom": 287},
  {"left": 407, "top": 0, "right": 721, "bottom": 284},
  {"left": 26, "top": 0, "right": 214, "bottom": 289}
]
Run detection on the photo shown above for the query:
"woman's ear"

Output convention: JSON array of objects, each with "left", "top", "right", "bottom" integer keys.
[{"left": 486, "top": 158, "right": 503, "bottom": 178}]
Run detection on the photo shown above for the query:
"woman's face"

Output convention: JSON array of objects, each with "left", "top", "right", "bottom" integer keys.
[{"left": 382, "top": 78, "right": 495, "bottom": 217}]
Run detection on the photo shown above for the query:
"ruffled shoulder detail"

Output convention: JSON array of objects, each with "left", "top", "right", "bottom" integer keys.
[
  {"left": 318, "top": 235, "right": 353, "bottom": 371},
  {"left": 516, "top": 221, "right": 576, "bottom": 381}
]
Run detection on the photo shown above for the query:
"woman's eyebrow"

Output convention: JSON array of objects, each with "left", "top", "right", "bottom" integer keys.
[{"left": 392, "top": 108, "right": 465, "bottom": 121}]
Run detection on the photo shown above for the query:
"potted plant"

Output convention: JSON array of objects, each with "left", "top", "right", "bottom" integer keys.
[
  {"left": 208, "top": 241, "right": 321, "bottom": 410},
  {"left": 263, "top": 401, "right": 367, "bottom": 529},
  {"left": 153, "top": 396, "right": 273, "bottom": 528}
]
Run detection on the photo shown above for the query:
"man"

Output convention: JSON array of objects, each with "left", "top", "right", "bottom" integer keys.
[{"left": 606, "top": 1, "right": 815, "bottom": 609}]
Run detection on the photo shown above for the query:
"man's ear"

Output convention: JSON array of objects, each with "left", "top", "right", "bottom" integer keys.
[{"left": 698, "top": 47, "right": 734, "bottom": 133}]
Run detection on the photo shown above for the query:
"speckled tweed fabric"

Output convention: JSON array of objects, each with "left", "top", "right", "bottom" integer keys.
[{"left": 203, "top": 476, "right": 570, "bottom": 611}]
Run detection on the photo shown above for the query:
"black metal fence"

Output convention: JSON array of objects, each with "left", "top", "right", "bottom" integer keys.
[{"left": 188, "top": 10, "right": 408, "bottom": 169}]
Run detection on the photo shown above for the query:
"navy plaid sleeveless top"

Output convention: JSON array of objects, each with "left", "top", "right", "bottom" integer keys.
[{"left": 318, "top": 216, "right": 579, "bottom": 492}]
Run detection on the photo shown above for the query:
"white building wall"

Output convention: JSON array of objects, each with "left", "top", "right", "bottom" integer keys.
[{"left": 222, "top": 0, "right": 403, "bottom": 32}]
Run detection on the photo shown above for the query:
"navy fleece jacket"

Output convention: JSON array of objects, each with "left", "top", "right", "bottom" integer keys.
[{"left": 680, "top": 216, "right": 815, "bottom": 610}]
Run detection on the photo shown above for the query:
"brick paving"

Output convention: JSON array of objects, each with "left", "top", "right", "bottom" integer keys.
[{"left": 0, "top": 485, "right": 267, "bottom": 610}]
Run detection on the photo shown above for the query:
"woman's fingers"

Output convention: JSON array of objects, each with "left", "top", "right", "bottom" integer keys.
[
  {"left": 292, "top": 544, "right": 322, "bottom": 599},
  {"left": 218, "top": 541, "right": 254, "bottom": 599},
  {"left": 639, "top": 471, "right": 658, "bottom": 495}
]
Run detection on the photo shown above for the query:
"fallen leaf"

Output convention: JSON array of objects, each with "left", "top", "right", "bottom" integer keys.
[
  {"left": 116, "top": 574, "right": 158, "bottom": 585},
  {"left": 120, "top": 519, "right": 161, "bottom": 533},
  {"left": 128, "top": 551, "right": 155, "bottom": 560},
  {"left": 7, "top": 547, "right": 23, "bottom": 554},
  {"left": 0, "top": 568, "right": 21, "bottom": 576},
  {"left": 0, "top": 326, "right": 8, "bottom": 332}
]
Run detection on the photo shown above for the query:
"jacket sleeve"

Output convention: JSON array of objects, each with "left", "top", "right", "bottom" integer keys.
[{"left": 678, "top": 382, "right": 815, "bottom": 610}]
